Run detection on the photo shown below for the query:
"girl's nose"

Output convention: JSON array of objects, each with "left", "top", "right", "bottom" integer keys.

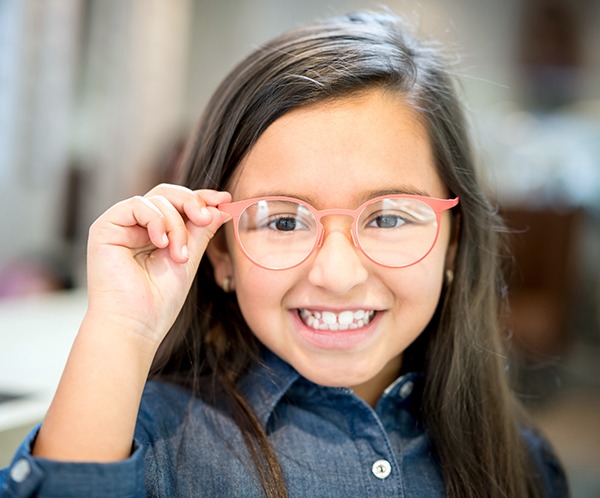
[{"left": 307, "top": 229, "right": 368, "bottom": 294}]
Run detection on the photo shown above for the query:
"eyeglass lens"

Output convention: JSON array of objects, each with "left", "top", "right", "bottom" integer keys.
[{"left": 235, "top": 198, "right": 440, "bottom": 269}]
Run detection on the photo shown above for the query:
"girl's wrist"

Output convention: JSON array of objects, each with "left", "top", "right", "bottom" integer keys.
[
  {"left": 79, "top": 310, "right": 164, "bottom": 363},
  {"left": 34, "top": 311, "right": 160, "bottom": 462}
]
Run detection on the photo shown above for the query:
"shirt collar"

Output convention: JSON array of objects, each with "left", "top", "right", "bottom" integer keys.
[
  {"left": 237, "top": 348, "right": 425, "bottom": 428},
  {"left": 237, "top": 348, "right": 301, "bottom": 428}
]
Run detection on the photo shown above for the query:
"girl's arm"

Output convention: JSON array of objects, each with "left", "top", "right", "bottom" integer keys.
[{"left": 32, "top": 185, "right": 231, "bottom": 462}]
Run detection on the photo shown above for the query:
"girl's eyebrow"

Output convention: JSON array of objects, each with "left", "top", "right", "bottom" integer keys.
[{"left": 359, "top": 187, "right": 431, "bottom": 202}]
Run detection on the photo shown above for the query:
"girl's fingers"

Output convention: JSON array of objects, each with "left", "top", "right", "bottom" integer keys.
[
  {"left": 145, "top": 195, "right": 190, "bottom": 263},
  {"left": 143, "top": 187, "right": 232, "bottom": 262},
  {"left": 95, "top": 196, "right": 170, "bottom": 250},
  {"left": 144, "top": 184, "right": 231, "bottom": 227},
  {"left": 93, "top": 185, "right": 232, "bottom": 264},
  {"left": 193, "top": 189, "right": 232, "bottom": 207}
]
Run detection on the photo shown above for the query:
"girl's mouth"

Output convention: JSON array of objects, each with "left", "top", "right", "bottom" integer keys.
[{"left": 298, "top": 309, "right": 376, "bottom": 331}]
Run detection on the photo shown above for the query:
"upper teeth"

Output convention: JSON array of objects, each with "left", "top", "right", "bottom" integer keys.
[{"left": 299, "top": 309, "right": 375, "bottom": 331}]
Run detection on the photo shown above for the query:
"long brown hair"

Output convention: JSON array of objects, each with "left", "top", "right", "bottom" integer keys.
[{"left": 151, "top": 11, "right": 543, "bottom": 498}]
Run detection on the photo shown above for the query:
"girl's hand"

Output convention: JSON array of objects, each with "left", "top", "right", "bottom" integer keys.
[
  {"left": 33, "top": 186, "right": 232, "bottom": 462},
  {"left": 85, "top": 184, "right": 231, "bottom": 346}
]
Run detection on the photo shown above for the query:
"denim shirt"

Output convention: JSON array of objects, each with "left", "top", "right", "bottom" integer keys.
[{"left": 1, "top": 351, "right": 567, "bottom": 497}]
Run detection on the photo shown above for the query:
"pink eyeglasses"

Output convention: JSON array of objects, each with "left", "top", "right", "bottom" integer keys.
[{"left": 218, "top": 194, "right": 459, "bottom": 270}]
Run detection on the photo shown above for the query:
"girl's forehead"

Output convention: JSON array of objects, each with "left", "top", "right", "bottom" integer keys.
[{"left": 228, "top": 90, "right": 447, "bottom": 204}]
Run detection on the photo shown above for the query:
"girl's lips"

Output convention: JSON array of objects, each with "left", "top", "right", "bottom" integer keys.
[{"left": 292, "top": 309, "right": 382, "bottom": 351}]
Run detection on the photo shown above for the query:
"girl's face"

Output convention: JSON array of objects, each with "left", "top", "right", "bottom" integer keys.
[{"left": 209, "top": 90, "right": 455, "bottom": 404}]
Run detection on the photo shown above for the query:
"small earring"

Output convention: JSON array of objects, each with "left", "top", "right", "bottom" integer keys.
[
  {"left": 445, "top": 269, "right": 454, "bottom": 286},
  {"left": 222, "top": 276, "right": 233, "bottom": 293}
]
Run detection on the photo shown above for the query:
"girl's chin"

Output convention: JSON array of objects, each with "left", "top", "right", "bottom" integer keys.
[
  {"left": 294, "top": 363, "right": 376, "bottom": 390},
  {"left": 285, "top": 345, "right": 388, "bottom": 388}
]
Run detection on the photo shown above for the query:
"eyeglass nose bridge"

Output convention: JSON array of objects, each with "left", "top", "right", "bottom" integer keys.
[{"left": 313, "top": 209, "right": 361, "bottom": 249}]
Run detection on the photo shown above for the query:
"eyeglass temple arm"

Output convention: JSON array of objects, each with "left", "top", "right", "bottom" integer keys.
[
  {"left": 428, "top": 197, "right": 459, "bottom": 213},
  {"left": 216, "top": 202, "right": 244, "bottom": 217}
]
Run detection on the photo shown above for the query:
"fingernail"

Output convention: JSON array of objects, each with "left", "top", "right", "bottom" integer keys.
[
  {"left": 181, "top": 245, "right": 189, "bottom": 259},
  {"left": 200, "top": 207, "right": 211, "bottom": 218},
  {"left": 162, "top": 233, "right": 169, "bottom": 246}
]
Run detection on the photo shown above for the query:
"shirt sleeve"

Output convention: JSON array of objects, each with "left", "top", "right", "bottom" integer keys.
[
  {"left": 0, "top": 424, "right": 146, "bottom": 498},
  {"left": 522, "top": 427, "right": 570, "bottom": 498}
]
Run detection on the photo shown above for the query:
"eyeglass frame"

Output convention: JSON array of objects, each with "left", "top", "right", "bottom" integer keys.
[{"left": 217, "top": 194, "right": 459, "bottom": 271}]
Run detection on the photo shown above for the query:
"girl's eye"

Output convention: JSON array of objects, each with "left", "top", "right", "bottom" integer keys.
[
  {"left": 366, "top": 214, "right": 407, "bottom": 229},
  {"left": 266, "top": 216, "right": 308, "bottom": 231}
]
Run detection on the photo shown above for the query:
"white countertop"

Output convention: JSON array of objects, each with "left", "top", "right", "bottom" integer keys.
[{"left": 0, "top": 289, "right": 86, "bottom": 432}]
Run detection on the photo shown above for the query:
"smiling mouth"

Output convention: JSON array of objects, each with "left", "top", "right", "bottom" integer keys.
[{"left": 298, "top": 309, "right": 377, "bottom": 331}]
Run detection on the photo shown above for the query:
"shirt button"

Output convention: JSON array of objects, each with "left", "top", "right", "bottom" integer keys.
[
  {"left": 9, "top": 459, "right": 31, "bottom": 483},
  {"left": 372, "top": 459, "right": 392, "bottom": 479},
  {"left": 399, "top": 380, "right": 414, "bottom": 399}
]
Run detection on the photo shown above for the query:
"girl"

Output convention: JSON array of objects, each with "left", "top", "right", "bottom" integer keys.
[{"left": 1, "top": 11, "right": 567, "bottom": 498}]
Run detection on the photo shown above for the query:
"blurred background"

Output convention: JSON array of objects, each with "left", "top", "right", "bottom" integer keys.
[{"left": 0, "top": 0, "right": 598, "bottom": 495}]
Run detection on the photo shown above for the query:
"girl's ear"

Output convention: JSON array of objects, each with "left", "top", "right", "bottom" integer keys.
[
  {"left": 445, "top": 211, "right": 461, "bottom": 271},
  {"left": 445, "top": 238, "right": 458, "bottom": 273},
  {"left": 206, "top": 229, "right": 234, "bottom": 286}
]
